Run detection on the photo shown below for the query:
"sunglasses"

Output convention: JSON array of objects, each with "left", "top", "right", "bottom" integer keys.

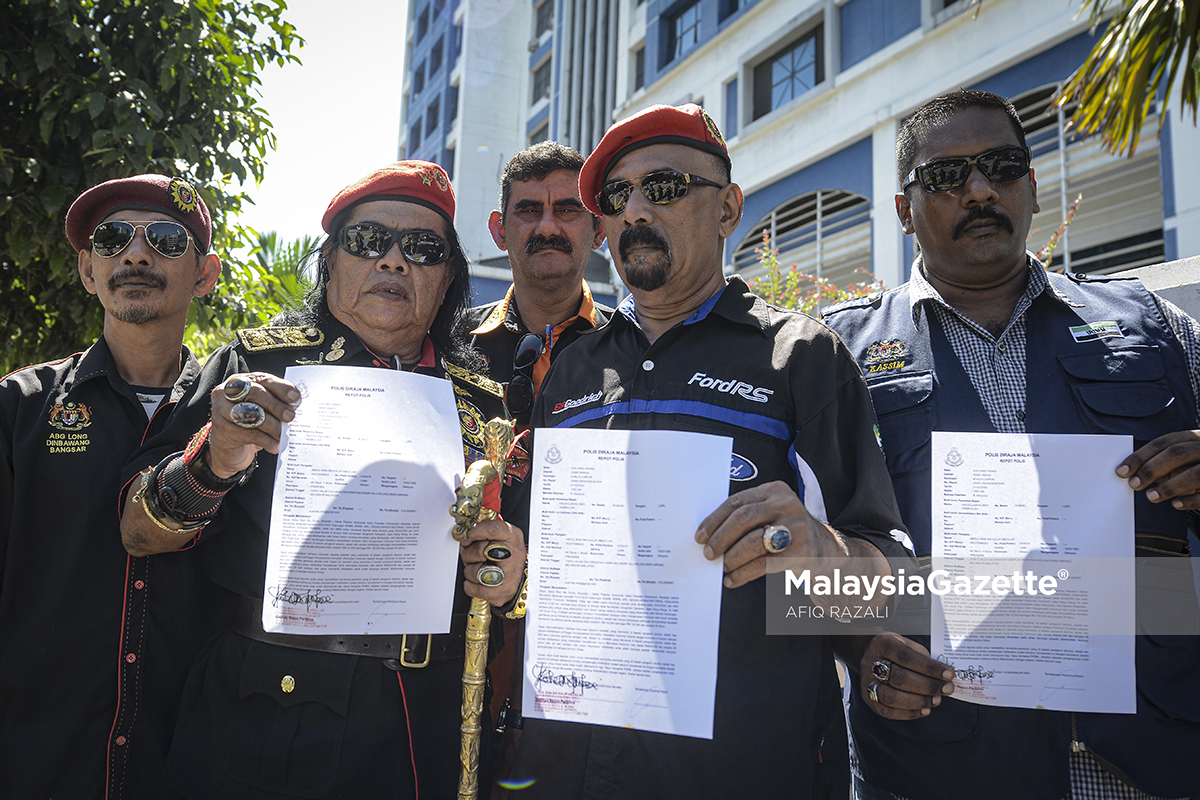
[
  {"left": 504, "top": 332, "right": 545, "bottom": 424},
  {"left": 596, "top": 170, "right": 724, "bottom": 216},
  {"left": 904, "top": 146, "right": 1032, "bottom": 193},
  {"left": 91, "top": 221, "right": 196, "bottom": 259},
  {"left": 339, "top": 223, "right": 450, "bottom": 264}
]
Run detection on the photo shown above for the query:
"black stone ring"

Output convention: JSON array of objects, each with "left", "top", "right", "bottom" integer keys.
[
  {"left": 484, "top": 542, "right": 513, "bottom": 561},
  {"left": 477, "top": 564, "right": 506, "bottom": 587},
  {"left": 230, "top": 402, "right": 266, "bottom": 429},
  {"left": 223, "top": 377, "right": 251, "bottom": 403},
  {"left": 872, "top": 658, "right": 893, "bottom": 684},
  {"left": 762, "top": 524, "right": 792, "bottom": 554}
]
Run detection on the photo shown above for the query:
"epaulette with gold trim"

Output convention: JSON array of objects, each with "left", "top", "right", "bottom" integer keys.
[
  {"left": 443, "top": 359, "right": 504, "bottom": 398},
  {"left": 236, "top": 326, "right": 326, "bottom": 352}
]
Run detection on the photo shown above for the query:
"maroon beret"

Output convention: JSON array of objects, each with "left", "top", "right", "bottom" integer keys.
[
  {"left": 322, "top": 161, "right": 456, "bottom": 232},
  {"left": 579, "top": 103, "right": 730, "bottom": 216},
  {"left": 65, "top": 174, "right": 212, "bottom": 254}
]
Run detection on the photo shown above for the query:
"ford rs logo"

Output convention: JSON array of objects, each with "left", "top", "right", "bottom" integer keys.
[{"left": 730, "top": 453, "right": 758, "bottom": 481}]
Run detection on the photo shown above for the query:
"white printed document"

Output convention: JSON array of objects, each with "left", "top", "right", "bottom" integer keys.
[
  {"left": 262, "top": 365, "right": 464, "bottom": 635},
  {"left": 523, "top": 428, "right": 731, "bottom": 739},
  {"left": 931, "top": 431, "right": 1135, "bottom": 713}
]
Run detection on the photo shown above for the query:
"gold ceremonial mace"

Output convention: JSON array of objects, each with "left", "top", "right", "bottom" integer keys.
[{"left": 450, "top": 418, "right": 515, "bottom": 800}]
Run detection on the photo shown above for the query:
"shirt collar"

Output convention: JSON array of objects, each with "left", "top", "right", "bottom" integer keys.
[
  {"left": 906, "top": 251, "right": 1073, "bottom": 328},
  {"left": 470, "top": 280, "right": 600, "bottom": 336},
  {"left": 617, "top": 276, "right": 772, "bottom": 335},
  {"left": 73, "top": 335, "right": 199, "bottom": 400}
]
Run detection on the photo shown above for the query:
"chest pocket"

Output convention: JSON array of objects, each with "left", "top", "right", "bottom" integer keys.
[
  {"left": 868, "top": 372, "right": 934, "bottom": 477},
  {"left": 1058, "top": 347, "right": 1188, "bottom": 440}
]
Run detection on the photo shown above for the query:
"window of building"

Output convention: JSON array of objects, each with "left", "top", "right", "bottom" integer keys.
[
  {"left": 532, "top": 59, "right": 552, "bottom": 104},
  {"left": 633, "top": 46, "right": 645, "bottom": 91},
  {"left": 448, "top": 85, "right": 459, "bottom": 122},
  {"left": 535, "top": 0, "right": 553, "bottom": 37},
  {"left": 409, "top": 122, "right": 422, "bottom": 155},
  {"left": 427, "top": 97, "right": 440, "bottom": 136},
  {"left": 430, "top": 38, "right": 444, "bottom": 74},
  {"left": 1012, "top": 84, "right": 1164, "bottom": 274},
  {"left": 416, "top": 7, "right": 430, "bottom": 41},
  {"left": 413, "top": 62, "right": 425, "bottom": 95},
  {"left": 529, "top": 123, "right": 549, "bottom": 145},
  {"left": 731, "top": 189, "right": 871, "bottom": 300},
  {"left": 667, "top": 2, "right": 702, "bottom": 63},
  {"left": 752, "top": 24, "right": 823, "bottom": 121},
  {"left": 720, "top": 0, "right": 750, "bottom": 21}
]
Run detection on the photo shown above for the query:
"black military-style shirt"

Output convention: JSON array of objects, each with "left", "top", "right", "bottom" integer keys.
[
  {"left": 0, "top": 336, "right": 234, "bottom": 800},
  {"left": 511, "top": 276, "right": 910, "bottom": 800}
]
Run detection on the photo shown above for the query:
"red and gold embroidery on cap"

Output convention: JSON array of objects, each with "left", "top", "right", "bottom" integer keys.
[
  {"left": 700, "top": 109, "right": 726, "bottom": 148},
  {"left": 168, "top": 178, "right": 199, "bottom": 213}
]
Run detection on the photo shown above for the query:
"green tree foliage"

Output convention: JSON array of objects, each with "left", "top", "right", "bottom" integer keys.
[
  {"left": 0, "top": 0, "right": 302, "bottom": 374},
  {"left": 746, "top": 231, "right": 884, "bottom": 316},
  {"left": 1058, "top": 0, "right": 1199, "bottom": 155},
  {"left": 184, "top": 229, "right": 314, "bottom": 359}
]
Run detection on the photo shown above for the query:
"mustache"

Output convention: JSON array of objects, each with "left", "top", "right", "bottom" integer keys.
[
  {"left": 108, "top": 268, "right": 166, "bottom": 292},
  {"left": 618, "top": 226, "right": 669, "bottom": 260},
  {"left": 953, "top": 206, "right": 1014, "bottom": 239},
  {"left": 525, "top": 234, "right": 574, "bottom": 254}
]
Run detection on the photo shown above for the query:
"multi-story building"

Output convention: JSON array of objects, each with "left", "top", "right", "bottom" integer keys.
[{"left": 400, "top": 0, "right": 1199, "bottom": 300}]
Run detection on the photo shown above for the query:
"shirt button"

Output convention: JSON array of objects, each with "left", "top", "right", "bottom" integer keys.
[
  {"left": 1017, "top": 410, "right": 1026, "bottom": 422},
  {"left": 134, "top": 580, "right": 145, "bottom": 590},
  {"left": 115, "top": 736, "right": 127, "bottom": 746},
  {"left": 997, "top": 343, "right": 1007, "bottom": 353},
  {"left": 642, "top": 360, "right": 654, "bottom": 371},
  {"left": 125, "top": 653, "right": 136, "bottom": 663}
]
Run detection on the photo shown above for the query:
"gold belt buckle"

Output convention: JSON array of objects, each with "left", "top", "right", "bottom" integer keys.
[{"left": 400, "top": 633, "right": 432, "bottom": 668}]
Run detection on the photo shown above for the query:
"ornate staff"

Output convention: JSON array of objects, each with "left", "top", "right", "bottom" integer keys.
[{"left": 450, "top": 418, "right": 515, "bottom": 800}]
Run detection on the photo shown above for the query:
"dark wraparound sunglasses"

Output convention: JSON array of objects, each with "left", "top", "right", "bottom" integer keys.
[
  {"left": 91, "top": 221, "right": 196, "bottom": 258},
  {"left": 904, "top": 146, "right": 1032, "bottom": 193},
  {"left": 504, "top": 332, "right": 545, "bottom": 424},
  {"left": 596, "top": 170, "right": 724, "bottom": 216},
  {"left": 339, "top": 223, "right": 450, "bottom": 264}
]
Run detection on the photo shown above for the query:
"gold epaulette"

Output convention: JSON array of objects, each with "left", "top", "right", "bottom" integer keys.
[
  {"left": 443, "top": 359, "right": 504, "bottom": 398},
  {"left": 236, "top": 326, "right": 326, "bottom": 352}
]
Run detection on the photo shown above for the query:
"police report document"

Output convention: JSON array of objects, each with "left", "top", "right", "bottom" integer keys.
[
  {"left": 261, "top": 365, "right": 463, "bottom": 635},
  {"left": 930, "top": 431, "right": 1135, "bottom": 713},
  {"left": 523, "top": 428, "right": 732, "bottom": 739}
]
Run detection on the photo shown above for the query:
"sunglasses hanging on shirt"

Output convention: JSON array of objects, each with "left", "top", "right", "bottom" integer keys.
[{"left": 504, "top": 332, "right": 545, "bottom": 424}]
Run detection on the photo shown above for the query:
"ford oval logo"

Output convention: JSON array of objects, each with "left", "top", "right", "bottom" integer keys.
[{"left": 730, "top": 453, "right": 758, "bottom": 481}]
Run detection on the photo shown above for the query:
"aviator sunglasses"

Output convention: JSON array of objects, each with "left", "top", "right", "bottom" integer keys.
[
  {"left": 596, "top": 170, "right": 724, "bottom": 216},
  {"left": 339, "top": 223, "right": 450, "bottom": 264},
  {"left": 91, "top": 221, "right": 196, "bottom": 259},
  {"left": 904, "top": 145, "right": 1032, "bottom": 193},
  {"left": 504, "top": 332, "right": 545, "bottom": 424}
]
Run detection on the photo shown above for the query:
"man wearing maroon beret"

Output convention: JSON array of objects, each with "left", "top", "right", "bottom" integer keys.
[
  {"left": 117, "top": 161, "right": 522, "bottom": 798},
  {"left": 506, "top": 104, "right": 912, "bottom": 798},
  {"left": 0, "top": 174, "right": 227, "bottom": 799}
]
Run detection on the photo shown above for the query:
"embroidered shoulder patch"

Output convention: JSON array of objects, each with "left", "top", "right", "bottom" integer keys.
[
  {"left": 237, "top": 326, "right": 326, "bottom": 352},
  {"left": 443, "top": 359, "right": 504, "bottom": 398}
]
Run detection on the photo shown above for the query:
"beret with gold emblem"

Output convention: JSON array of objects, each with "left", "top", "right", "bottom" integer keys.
[
  {"left": 322, "top": 160, "right": 456, "bottom": 232},
  {"left": 579, "top": 103, "right": 730, "bottom": 217},
  {"left": 65, "top": 174, "right": 212, "bottom": 254}
]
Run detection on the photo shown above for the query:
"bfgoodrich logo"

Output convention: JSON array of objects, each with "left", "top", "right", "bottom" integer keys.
[
  {"left": 688, "top": 372, "right": 773, "bottom": 403},
  {"left": 552, "top": 390, "right": 603, "bottom": 415}
]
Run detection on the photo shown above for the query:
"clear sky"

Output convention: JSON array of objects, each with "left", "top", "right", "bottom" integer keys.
[{"left": 237, "top": 0, "right": 407, "bottom": 244}]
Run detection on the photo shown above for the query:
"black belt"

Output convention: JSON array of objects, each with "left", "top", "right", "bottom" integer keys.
[{"left": 233, "top": 595, "right": 467, "bottom": 668}]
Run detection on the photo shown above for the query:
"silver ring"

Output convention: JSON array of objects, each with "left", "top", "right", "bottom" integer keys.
[
  {"left": 230, "top": 402, "right": 266, "bottom": 429},
  {"left": 867, "top": 681, "right": 881, "bottom": 703},
  {"left": 223, "top": 377, "right": 251, "bottom": 402},
  {"left": 872, "top": 658, "right": 893, "bottom": 684},
  {"left": 484, "top": 542, "right": 513, "bottom": 561},
  {"left": 762, "top": 524, "right": 792, "bottom": 554},
  {"left": 477, "top": 564, "right": 506, "bottom": 587}
]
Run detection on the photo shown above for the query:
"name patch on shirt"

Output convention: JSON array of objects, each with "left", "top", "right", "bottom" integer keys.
[
  {"left": 1069, "top": 321, "right": 1125, "bottom": 342},
  {"left": 46, "top": 401, "right": 92, "bottom": 453},
  {"left": 864, "top": 339, "right": 910, "bottom": 373}
]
